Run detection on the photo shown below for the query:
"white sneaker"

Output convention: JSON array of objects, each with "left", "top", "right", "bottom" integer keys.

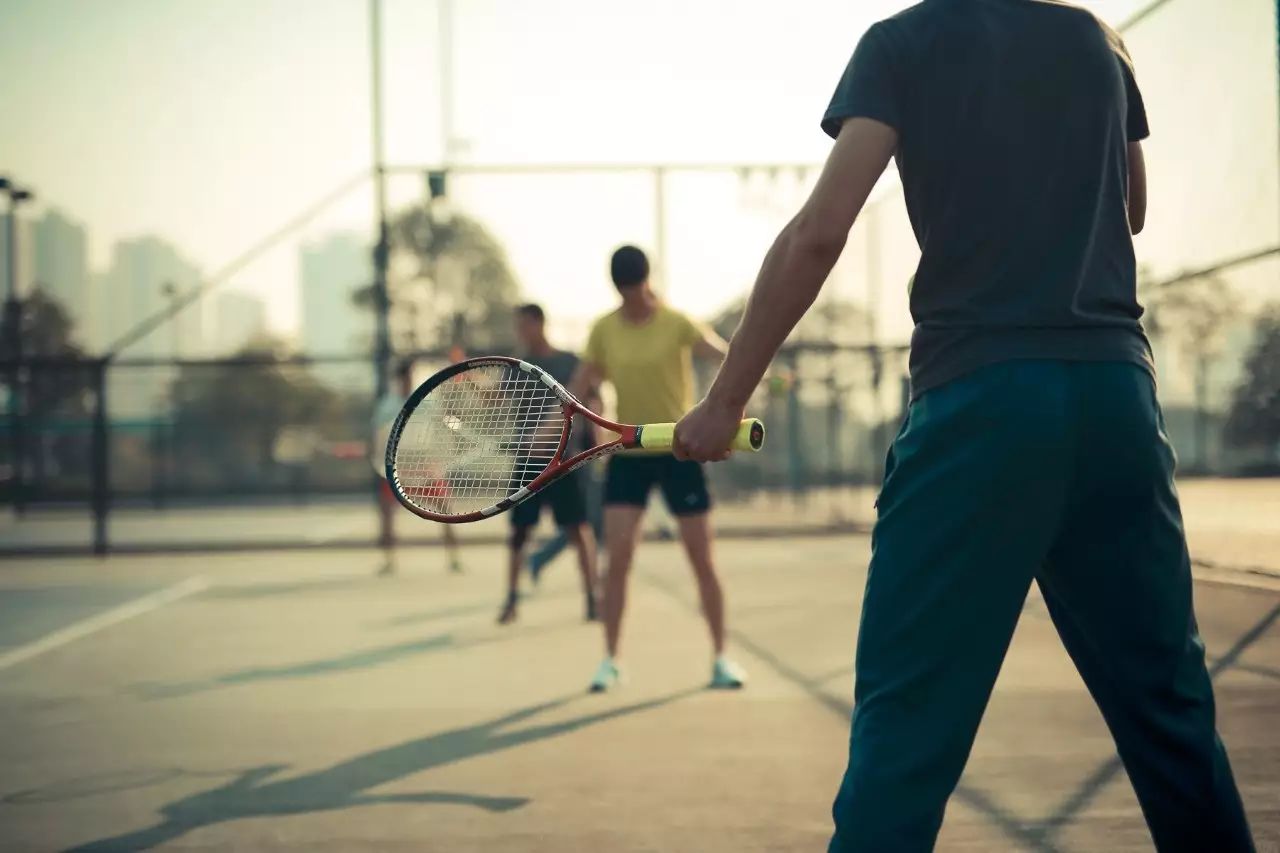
[
  {"left": 710, "top": 656, "right": 747, "bottom": 689},
  {"left": 588, "top": 658, "right": 622, "bottom": 693}
]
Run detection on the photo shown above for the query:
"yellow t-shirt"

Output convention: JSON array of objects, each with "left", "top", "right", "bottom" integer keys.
[{"left": 584, "top": 304, "right": 705, "bottom": 426}]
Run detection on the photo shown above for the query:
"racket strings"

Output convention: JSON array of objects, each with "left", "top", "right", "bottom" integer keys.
[{"left": 393, "top": 364, "right": 566, "bottom": 517}]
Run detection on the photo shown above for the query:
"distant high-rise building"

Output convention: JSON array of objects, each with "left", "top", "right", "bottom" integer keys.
[
  {"left": 300, "top": 233, "right": 371, "bottom": 356},
  {"left": 0, "top": 210, "right": 34, "bottom": 296},
  {"left": 213, "top": 291, "right": 267, "bottom": 355},
  {"left": 100, "top": 236, "right": 204, "bottom": 358},
  {"left": 30, "top": 208, "right": 89, "bottom": 346}
]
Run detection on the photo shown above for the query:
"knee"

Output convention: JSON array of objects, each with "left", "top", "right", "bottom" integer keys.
[
  {"left": 605, "top": 553, "right": 633, "bottom": 581},
  {"left": 510, "top": 526, "right": 531, "bottom": 551},
  {"left": 688, "top": 560, "right": 719, "bottom": 587}
]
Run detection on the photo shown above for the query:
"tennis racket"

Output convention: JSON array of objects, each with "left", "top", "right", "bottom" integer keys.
[{"left": 385, "top": 355, "right": 765, "bottom": 523}]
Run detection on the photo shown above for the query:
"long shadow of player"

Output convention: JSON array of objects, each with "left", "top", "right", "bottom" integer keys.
[
  {"left": 130, "top": 635, "right": 457, "bottom": 699},
  {"left": 131, "top": 621, "right": 572, "bottom": 700},
  {"left": 66, "top": 688, "right": 698, "bottom": 852}
]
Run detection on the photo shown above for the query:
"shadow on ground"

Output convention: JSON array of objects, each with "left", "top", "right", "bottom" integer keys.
[
  {"left": 644, "top": 572, "right": 1280, "bottom": 853},
  {"left": 203, "top": 577, "right": 381, "bottom": 600},
  {"left": 130, "top": 621, "right": 575, "bottom": 701},
  {"left": 65, "top": 688, "right": 698, "bottom": 852}
]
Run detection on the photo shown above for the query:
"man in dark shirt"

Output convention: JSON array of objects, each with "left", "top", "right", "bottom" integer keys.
[
  {"left": 673, "top": 1, "right": 1254, "bottom": 850},
  {"left": 498, "top": 304, "right": 599, "bottom": 625}
]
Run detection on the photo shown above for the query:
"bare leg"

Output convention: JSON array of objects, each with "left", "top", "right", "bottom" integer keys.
[
  {"left": 602, "top": 506, "right": 645, "bottom": 657},
  {"left": 499, "top": 526, "right": 529, "bottom": 624},
  {"left": 675, "top": 512, "right": 725, "bottom": 655},
  {"left": 377, "top": 489, "right": 396, "bottom": 576},
  {"left": 443, "top": 524, "right": 462, "bottom": 573},
  {"left": 567, "top": 523, "right": 600, "bottom": 619}
]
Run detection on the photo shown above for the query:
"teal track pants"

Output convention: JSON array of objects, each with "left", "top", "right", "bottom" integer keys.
[{"left": 829, "top": 360, "right": 1254, "bottom": 853}]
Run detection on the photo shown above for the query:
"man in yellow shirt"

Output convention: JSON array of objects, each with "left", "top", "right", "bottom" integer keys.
[{"left": 573, "top": 245, "right": 747, "bottom": 692}]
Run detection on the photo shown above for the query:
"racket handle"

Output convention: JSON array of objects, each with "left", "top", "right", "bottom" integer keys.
[{"left": 636, "top": 418, "right": 766, "bottom": 453}]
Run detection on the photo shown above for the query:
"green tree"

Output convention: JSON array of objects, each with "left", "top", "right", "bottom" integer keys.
[
  {"left": 1, "top": 288, "right": 92, "bottom": 420},
  {"left": 1225, "top": 306, "right": 1280, "bottom": 456},
  {"left": 356, "top": 205, "right": 521, "bottom": 353},
  {"left": 0, "top": 289, "right": 93, "bottom": 494},
  {"left": 1, "top": 287, "right": 85, "bottom": 360},
  {"left": 171, "top": 337, "right": 347, "bottom": 486}
]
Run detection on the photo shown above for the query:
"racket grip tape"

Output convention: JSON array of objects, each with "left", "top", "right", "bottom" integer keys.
[{"left": 636, "top": 418, "right": 765, "bottom": 453}]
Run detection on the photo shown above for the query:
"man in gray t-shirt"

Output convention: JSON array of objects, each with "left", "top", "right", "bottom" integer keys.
[
  {"left": 497, "top": 304, "right": 599, "bottom": 625},
  {"left": 673, "top": 3, "right": 1252, "bottom": 850}
]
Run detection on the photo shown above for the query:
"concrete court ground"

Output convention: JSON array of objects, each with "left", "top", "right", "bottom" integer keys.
[{"left": 0, "top": 534, "right": 1278, "bottom": 852}]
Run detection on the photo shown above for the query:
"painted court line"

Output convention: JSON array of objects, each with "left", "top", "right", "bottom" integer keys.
[
  {"left": 1191, "top": 560, "right": 1280, "bottom": 593},
  {"left": 0, "top": 576, "right": 209, "bottom": 672},
  {"left": 306, "top": 517, "right": 370, "bottom": 545}
]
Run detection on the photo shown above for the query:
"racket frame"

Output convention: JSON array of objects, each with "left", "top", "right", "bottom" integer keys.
[{"left": 385, "top": 355, "right": 639, "bottom": 523}]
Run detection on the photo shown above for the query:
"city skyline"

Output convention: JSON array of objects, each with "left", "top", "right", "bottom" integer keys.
[
  {"left": 299, "top": 232, "right": 373, "bottom": 357},
  {"left": 2, "top": 201, "right": 276, "bottom": 358},
  {"left": 2, "top": 0, "right": 1153, "bottom": 346}
]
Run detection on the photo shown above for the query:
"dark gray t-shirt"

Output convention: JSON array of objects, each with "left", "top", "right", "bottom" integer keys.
[
  {"left": 823, "top": 0, "right": 1154, "bottom": 398},
  {"left": 527, "top": 348, "right": 590, "bottom": 453},
  {"left": 528, "top": 349, "right": 579, "bottom": 386}
]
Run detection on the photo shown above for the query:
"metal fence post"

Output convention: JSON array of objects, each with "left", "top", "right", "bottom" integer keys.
[
  {"left": 91, "top": 358, "right": 110, "bottom": 557},
  {"left": 786, "top": 354, "right": 807, "bottom": 509}
]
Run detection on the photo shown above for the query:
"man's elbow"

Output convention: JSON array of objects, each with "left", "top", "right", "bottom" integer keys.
[{"left": 789, "top": 212, "right": 848, "bottom": 262}]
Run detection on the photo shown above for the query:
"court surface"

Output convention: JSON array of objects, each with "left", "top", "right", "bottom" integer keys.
[{"left": 1, "top": 534, "right": 1278, "bottom": 852}]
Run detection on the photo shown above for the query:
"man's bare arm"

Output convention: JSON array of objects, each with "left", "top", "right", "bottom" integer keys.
[
  {"left": 693, "top": 327, "right": 730, "bottom": 361},
  {"left": 704, "top": 117, "right": 898, "bottom": 409},
  {"left": 568, "top": 361, "right": 604, "bottom": 402},
  {"left": 1128, "top": 141, "right": 1147, "bottom": 235}
]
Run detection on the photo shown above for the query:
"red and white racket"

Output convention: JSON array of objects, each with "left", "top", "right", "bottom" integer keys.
[{"left": 385, "top": 356, "right": 765, "bottom": 523}]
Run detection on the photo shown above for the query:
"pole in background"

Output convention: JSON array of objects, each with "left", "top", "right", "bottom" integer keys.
[
  {"left": 653, "top": 167, "right": 668, "bottom": 294},
  {"left": 370, "top": 0, "right": 394, "bottom": 552},
  {"left": 1, "top": 179, "right": 34, "bottom": 516},
  {"left": 91, "top": 358, "right": 110, "bottom": 556},
  {"left": 863, "top": 201, "right": 890, "bottom": 486},
  {"left": 438, "top": 0, "right": 458, "bottom": 164},
  {"left": 152, "top": 280, "right": 181, "bottom": 509}
]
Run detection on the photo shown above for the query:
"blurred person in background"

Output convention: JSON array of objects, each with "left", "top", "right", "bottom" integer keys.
[
  {"left": 571, "top": 245, "right": 747, "bottom": 693},
  {"left": 525, "top": 490, "right": 603, "bottom": 585},
  {"left": 673, "top": 2, "right": 1254, "bottom": 851},
  {"left": 373, "top": 359, "right": 462, "bottom": 577},
  {"left": 499, "top": 304, "right": 600, "bottom": 624}
]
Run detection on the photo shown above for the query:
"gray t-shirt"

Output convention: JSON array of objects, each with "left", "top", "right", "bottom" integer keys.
[
  {"left": 527, "top": 349, "right": 591, "bottom": 453},
  {"left": 823, "top": 0, "right": 1154, "bottom": 398},
  {"left": 528, "top": 349, "right": 579, "bottom": 386}
]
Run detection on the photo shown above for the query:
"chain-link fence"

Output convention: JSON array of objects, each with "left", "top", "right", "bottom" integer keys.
[
  {"left": 3, "top": 0, "right": 1276, "bottom": 555},
  {"left": 0, "top": 343, "right": 910, "bottom": 555}
]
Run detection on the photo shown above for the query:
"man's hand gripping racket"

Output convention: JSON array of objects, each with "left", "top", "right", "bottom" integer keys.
[{"left": 385, "top": 356, "right": 765, "bottom": 523}]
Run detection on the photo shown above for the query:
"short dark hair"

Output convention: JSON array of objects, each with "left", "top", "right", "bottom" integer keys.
[
  {"left": 610, "top": 245, "right": 649, "bottom": 289},
  {"left": 515, "top": 303, "right": 545, "bottom": 324}
]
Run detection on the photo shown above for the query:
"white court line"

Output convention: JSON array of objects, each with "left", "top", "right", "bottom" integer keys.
[
  {"left": 306, "top": 517, "right": 372, "bottom": 545},
  {"left": 0, "top": 576, "right": 209, "bottom": 672},
  {"left": 1192, "top": 562, "right": 1280, "bottom": 594}
]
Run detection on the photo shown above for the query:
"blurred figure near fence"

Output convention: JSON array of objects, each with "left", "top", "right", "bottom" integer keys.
[
  {"left": 373, "top": 359, "right": 462, "bottom": 577},
  {"left": 499, "top": 304, "right": 600, "bottom": 625},
  {"left": 572, "top": 245, "right": 747, "bottom": 693},
  {"left": 674, "top": 2, "right": 1255, "bottom": 851}
]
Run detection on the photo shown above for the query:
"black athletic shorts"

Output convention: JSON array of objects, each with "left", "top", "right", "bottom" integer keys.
[
  {"left": 604, "top": 454, "right": 712, "bottom": 516},
  {"left": 510, "top": 469, "right": 588, "bottom": 529}
]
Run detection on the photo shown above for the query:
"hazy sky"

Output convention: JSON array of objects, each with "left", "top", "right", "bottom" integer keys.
[{"left": 1, "top": 0, "right": 1154, "bottom": 347}]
